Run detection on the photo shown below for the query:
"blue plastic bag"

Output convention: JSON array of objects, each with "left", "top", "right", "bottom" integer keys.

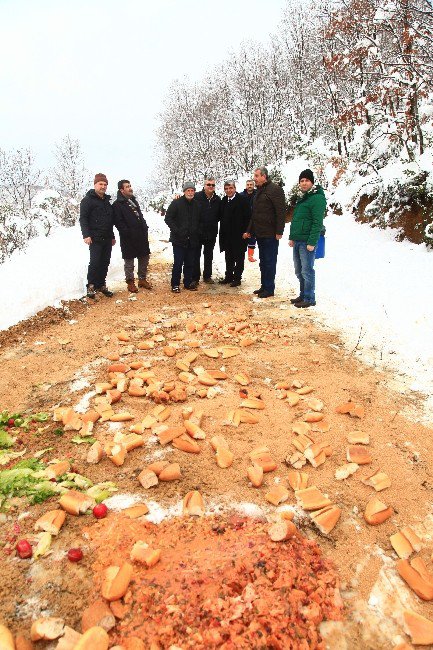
[{"left": 315, "top": 235, "right": 325, "bottom": 259}]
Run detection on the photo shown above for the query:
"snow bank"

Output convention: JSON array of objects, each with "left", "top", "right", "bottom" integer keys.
[
  {"left": 271, "top": 156, "right": 433, "bottom": 417},
  {"left": 0, "top": 210, "right": 170, "bottom": 331}
]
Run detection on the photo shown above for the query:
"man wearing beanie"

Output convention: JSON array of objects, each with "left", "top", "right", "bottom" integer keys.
[
  {"left": 164, "top": 182, "right": 201, "bottom": 292},
  {"left": 112, "top": 179, "right": 152, "bottom": 293},
  {"left": 79, "top": 173, "right": 116, "bottom": 298},
  {"left": 289, "top": 169, "right": 326, "bottom": 308},
  {"left": 243, "top": 166, "right": 286, "bottom": 298}
]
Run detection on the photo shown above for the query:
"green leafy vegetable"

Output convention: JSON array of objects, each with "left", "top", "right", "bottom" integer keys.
[
  {"left": 87, "top": 482, "right": 118, "bottom": 503},
  {"left": 13, "top": 458, "right": 46, "bottom": 471},
  {"left": 71, "top": 436, "right": 97, "bottom": 445},
  {"left": 33, "top": 412, "right": 49, "bottom": 422},
  {"left": 0, "top": 449, "right": 26, "bottom": 466},
  {"left": 0, "top": 431, "right": 14, "bottom": 449}
]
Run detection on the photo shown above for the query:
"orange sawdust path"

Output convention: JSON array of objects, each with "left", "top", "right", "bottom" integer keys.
[{"left": 86, "top": 514, "right": 343, "bottom": 649}]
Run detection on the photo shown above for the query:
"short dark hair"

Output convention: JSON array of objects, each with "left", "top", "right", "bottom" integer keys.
[{"left": 118, "top": 179, "right": 130, "bottom": 190}]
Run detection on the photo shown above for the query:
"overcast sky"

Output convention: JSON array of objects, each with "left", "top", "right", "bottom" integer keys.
[{"left": 0, "top": 0, "right": 286, "bottom": 191}]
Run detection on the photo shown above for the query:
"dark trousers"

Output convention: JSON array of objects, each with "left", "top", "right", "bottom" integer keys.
[
  {"left": 193, "top": 238, "right": 216, "bottom": 281},
  {"left": 124, "top": 255, "right": 149, "bottom": 281},
  {"left": 171, "top": 244, "right": 198, "bottom": 288},
  {"left": 224, "top": 247, "right": 245, "bottom": 282},
  {"left": 87, "top": 239, "right": 112, "bottom": 288},
  {"left": 257, "top": 237, "right": 279, "bottom": 293}
]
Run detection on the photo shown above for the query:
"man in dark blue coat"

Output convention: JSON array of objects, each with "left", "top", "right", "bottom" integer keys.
[
  {"left": 219, "top": 181, "right": 250, "bottom": 286},
  {"left": 164, "top": 182, "right": 201, "bottom": 293},
  {"left": 79, "top": 173, "right": 116, "bottom": 299},
  {"left": 192, "top": 176, "right": 221, "bottom": 284},
  {"left": 112, "top": 179, "right": 151, "bottom": 293}
]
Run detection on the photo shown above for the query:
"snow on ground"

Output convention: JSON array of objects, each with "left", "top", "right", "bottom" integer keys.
[
  {"left": 1, "top": 205, "right": 433, "bottom": 421},
  {"left": 0, "top": 212, "right": 170, "bottom": 331}
]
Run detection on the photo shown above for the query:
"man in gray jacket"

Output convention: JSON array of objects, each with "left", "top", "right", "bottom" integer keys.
[{"left": 243, "top": 167, "right": 286, "bottom": 298}]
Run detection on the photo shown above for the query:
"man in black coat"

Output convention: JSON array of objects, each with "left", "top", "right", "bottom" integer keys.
[
  {"left": 192, "top": 176, "right": 221, "bottom": 284},
  {"left": 243, "top": 166, "right": 286, "bottom": 298},
  {"left": 219, "top": 181, "right": 250, "bottom": 287},
  {"left": 164, "top": 182, "right": 201, "bottom": 293},
  {"left": 112, "top": 180, "right": 151, "bottom": 293},
  {"left": 79, "top": 173, "right": 116, "bottom": 299}
]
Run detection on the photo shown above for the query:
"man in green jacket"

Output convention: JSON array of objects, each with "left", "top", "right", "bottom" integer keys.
[{"left": 289, "top": 169, "right": 326, "bottom": 308}]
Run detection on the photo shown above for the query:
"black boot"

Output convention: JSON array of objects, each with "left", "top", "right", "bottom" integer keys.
[
  {"left": 99, "top": 285, "right": 114, "bottom": 297},
  {"left": 87, "top": 284, "right": 96, "bottom": 299}
]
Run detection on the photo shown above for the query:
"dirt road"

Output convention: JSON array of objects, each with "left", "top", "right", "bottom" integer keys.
[{"left": 0, "top": 259, "right": 432, "bottom": 649}]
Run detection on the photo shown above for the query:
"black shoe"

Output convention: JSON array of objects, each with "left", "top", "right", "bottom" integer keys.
[
  {"left": 87, "top": 284, "right": 96, "bottom": 299},
  {"left": 99, "top": 285, "right": 113, "bottom": 297},
  {"left": 172, "top": 286, "right": 181, "bottom": 293},
  {"left": 230, "top": 280, "right": 241, "bottom": 287},
  {"left": 290, "top": 296, "right": 303, "bottom": 304},
  {"left": 185, "top": 284, "right": 198, "bottom": 291},
  {"left": 218, "top": 278, "right": 232, "bottom": 285},
  {"left": 294, "top": 300, "right": 316, "bottom": 308},
  {"left": 253, "top": 287, "right": 263, "bottom": 294},
  {"left": 203, "top": 278, "right": 215, "bottom": 284},
  {"left": 257, "top": 290, "right": 274, "bottom": 298}
]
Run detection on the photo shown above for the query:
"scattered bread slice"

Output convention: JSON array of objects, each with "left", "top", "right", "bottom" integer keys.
[
  {"left": 397, "top": 559, "right": 433, "bottom": 600},
  {"left": 287, "top": 470, "right": 309, "bottom": 491},
  {"left": 403, "top": 609, "right": 433, "bottom": 645},
  {"left": 247, "top": 465, "right": 264, "bottom": 487},
  {"left": 215, "top": 447, "right": 234, "bottom": 468},
  {"left": 362, "top": 469, "right": 392, "bottom": 492},
  {"left": 82, "top": 600, "right": 115, "bottom": 633},
  {"left": 159, "top": 463, "right": 181, "bottom": 481},
  {"left": 335, "top": 463, "right": 359, "bottom": 480},
  {"left": 347, "top": 445, "right": 372, "bottom": 465},
  {"left": 265, "top": 485, "right": 289, "bottom": 506},
  {"left": 138, "top": 469, "right": 158, "bottom": 489},
  {"left": 172, "top": 434, "right": 200, "bottom": 453},
  {"left": 59, "top": 490, "right": 94, "bottom": 515},
  {"left": 74, "top": 626, "right": 109, "bottom": 650},
  {"left": 101, "top": 563, "right": 133, "bottom": 601},
  {"left": 0, "top": 624, "right": 14, "bottom": 650},
  {"left": 34, "top": 509, "right": 66, "bottom": 535},
  {"left": 30, "top": 618, "right": 65, "bottom": 641},
  {"left": 296, "top": 486, "right": 332, "bottom": 511},
  {"left": 310, "top": 505, "right": 342, "bottom": 534},
  {"left": 364, "top": 496, "right": 393, "bottom": 525},
  {"left": 183, "top": 490, "right": 205, "bottom": 516},
  {"left": 268, "top": 520, "right": 297, "bottom": 541},
  {"left": 123, "top": 504, "right": 149, "bottom": 519}
]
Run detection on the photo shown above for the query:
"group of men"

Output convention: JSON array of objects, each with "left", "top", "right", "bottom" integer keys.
[
  {"left": 164, "top": 166, "right": 287, "bottom": 298},
  {"left": 80, "top": 166, "right": 326, "bottom": 309},
  {"left": 79, "top": 173, "right": 152, "bottom": 298}
]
